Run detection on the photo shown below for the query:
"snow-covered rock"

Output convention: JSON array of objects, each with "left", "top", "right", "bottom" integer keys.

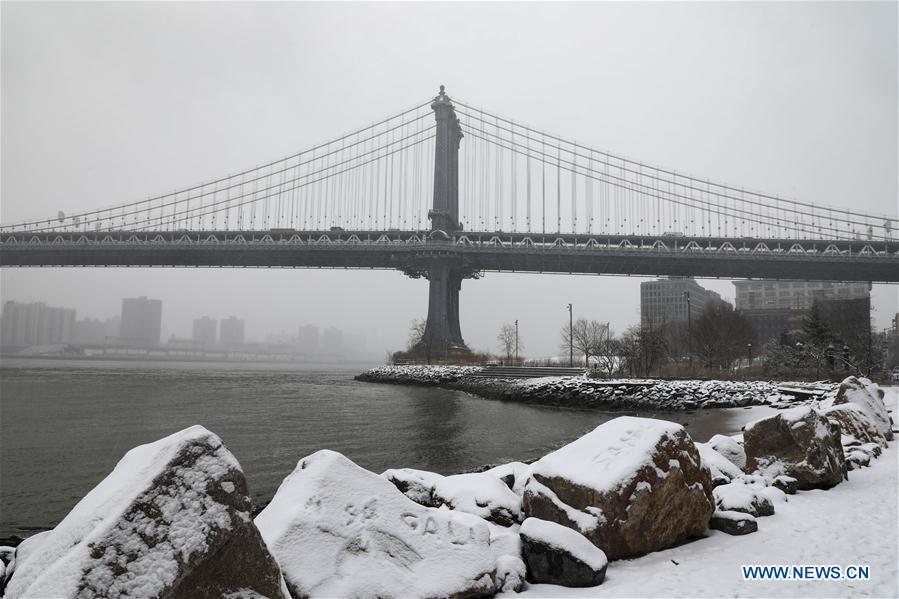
[
  {"left": 383, "top": 468, "right": 522, "bottom": 526},
  {"left": 484, "top": 461, "right": 531, "bottom": 490},
  {"left": 771, "top": 475, "right": 799, "bottom": 495},
  {"left": 824, "top": 403, "right": 886, "bottom": 448},
  {"left": 713, "top": 482, "right": 774, "bottom": 517},
  {"left": 520, "top": 517, "right": 608, "bottom": 587},
  {"left": 4, "top": 426, "right": 286, "bottom": 599},
  {"left": 696, "top": 442, "right": 743, "bottom": 487},
  {"left": 709, "top": 509, "right": 758, "bottom": 535},
  {"left": 257, "top": 450, "right": 496, "bottom": 599},
  {"left": 744, "top": 406, "right": 846, "bottom": 490},
  {"left": 3, "top": 531, "right": 49, "bottom": 587},
  {"left": 495, "top": 554, "right": 527, "bottom": 593},
  {"left": 707, "top": 434, "right": 747, "bottom": 470},
  {"left": 433, "top": 473, "right": 522, "bottom": 526},
  {"left": 846, "top": 449, "right": 871, "bottom": 470},
  {"left": 382, "top": 468, "right": 442, "bottom": 507},
  {"left": 522, "top": 416, "right": 713, "bottom": 560},
  {"left": 830, "top": 377, "right": 893, "bottom": 441},
  {"left": 486, "top": 522, "right": 525, "bottom": 593}
]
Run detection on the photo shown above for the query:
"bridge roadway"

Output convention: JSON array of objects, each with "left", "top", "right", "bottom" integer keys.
[{"left": 1, "top": 229, "right": 897, "bottom": 282}]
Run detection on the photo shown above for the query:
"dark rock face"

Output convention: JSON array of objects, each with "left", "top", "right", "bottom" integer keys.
[
  {"left": 709, "top": 511, "right": 758, "bottom": 536},
  {"left": 520, "top": 519, "right": 607, "bottom": 587},
  {"left": 744, "top": 407, "right": 847, "bottom": 491},
  {"left": 832, "top": 377, "right": 893, "bottom": 441},
  {"left": 826, "top": 404, "right": 888, "bottom": 448},
  {"left": 522, "top": 417, "right": 714, "bottom": 561},
  {"left": 4, "top": 426, "right": 286, "bottom": 599}
]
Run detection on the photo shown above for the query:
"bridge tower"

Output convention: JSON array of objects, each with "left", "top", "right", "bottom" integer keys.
[{"left": 409, "top": 86, "right": 473, "bottom": 360}]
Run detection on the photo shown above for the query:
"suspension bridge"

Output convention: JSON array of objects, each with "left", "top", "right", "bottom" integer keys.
[{"left": 1, "top": 86, "right": 897, "bottom": 356}]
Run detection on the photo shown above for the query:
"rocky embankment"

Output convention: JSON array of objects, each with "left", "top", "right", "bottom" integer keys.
[
  {"left": 355, "top": 365, "right": 835, "bottom": 410},
  {"left": 0, "top": 376, "right": 893, "bottom": 598}
]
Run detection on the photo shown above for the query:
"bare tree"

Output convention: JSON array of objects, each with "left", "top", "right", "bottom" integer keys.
[
  {"left": 560, "top": 318, "right": 608, "bottom": 367},
  {"left": 693, "top": 298, "right": 753, "bottom": 369},
  {"left": 497, "top": 323, "right": 518, "bottom": 363},
  {"left": 594, "top": 325, "right": 618, "bottom": 376},
  {"left": 407, "top": 318, "right": 427, "bottom": 349}
]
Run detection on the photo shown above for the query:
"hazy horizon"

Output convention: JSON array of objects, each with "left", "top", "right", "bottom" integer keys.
[{"left": 2, "top": 2, "right": 896, "bottom": 358}]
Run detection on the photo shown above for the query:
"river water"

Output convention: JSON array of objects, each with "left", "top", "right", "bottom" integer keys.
[{"left": 0, "top": 359, "right": 776, "bottom": 538}]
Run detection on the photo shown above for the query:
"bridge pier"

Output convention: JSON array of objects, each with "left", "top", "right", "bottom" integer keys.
[
  {"left": 409, "top": 259, "right": 471, "bottom": 360},
  {"left": 404, "top": 86, "right": 473, "bottom": 362}
]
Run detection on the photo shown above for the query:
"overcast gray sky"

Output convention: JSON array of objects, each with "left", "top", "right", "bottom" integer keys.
[{"left": 2, "top": 1, "right": 896, "bottom": 357}]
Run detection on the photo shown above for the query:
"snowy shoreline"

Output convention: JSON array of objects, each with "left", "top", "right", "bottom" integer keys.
[
  {"left": 355, "top": 365, "right": 836, "bottom": 411},
  {"left": 1, "top": 377, "right": 894, "bottom": 598}
]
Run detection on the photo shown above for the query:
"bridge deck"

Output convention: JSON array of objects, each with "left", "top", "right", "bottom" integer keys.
[{"left": 2, "top": 230, "right": 897, "bottom": 282}]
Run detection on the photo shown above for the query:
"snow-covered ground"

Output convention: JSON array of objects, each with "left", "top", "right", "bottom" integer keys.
[{"left": 514, "top": 387, "right": 899, "bottom": 598}]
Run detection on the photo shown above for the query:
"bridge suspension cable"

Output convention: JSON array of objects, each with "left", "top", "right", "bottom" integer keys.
[
  {"left": 454, "top": 99, "right": 894, "bottom": 241},
  {"left": 2, "top": 100, "right": 437, "bottom": 234}
]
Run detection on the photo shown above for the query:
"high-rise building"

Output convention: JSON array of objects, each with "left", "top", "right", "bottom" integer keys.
[
  {"left": 297, "top": 324, "right": 320, "bottom": 354},
  {"left": 1, "top": 301, "right": 76, "bottom": 348},
  {"left": 120, "top": 296, "right": 162, "bottom": 348},
  {"left": 73, "top": 318, "right": 107, "bottom": 345},
  {"left": 733, "top": 281, "right": 872, "bottom": 346},
  {"left": 192, "top": 316, "right": 217, "bottom": 346},
  {"left": 321, "top": 326, "right": 343, "bottom": 355},
  {"left": 220, "top": 316, "right": 245, "bottom": 346},
  {"left": 640, "top": 278, "right": 722, "bottom": 329}
]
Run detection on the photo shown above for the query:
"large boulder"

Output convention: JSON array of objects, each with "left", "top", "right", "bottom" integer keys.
[
  {"left": 383, "top": 468, "right": 522, "bottom": 526},
  {"left": 831, "top": 377, "right": 893, "bottom": 441},
  {"left": 4, "top": 426, "right": 286, "bottom": 599},
  {"left": 824, "top": 404, "right": 886, "bottom": 447},
  {"left": 744, "top": 406, "right": 847, "bottom": 490},
  {"left": 707, "top": 434, "right": 747, "bottom": 471},
  {"left": 257, "top": 450, "right": 496, "bottom": 599},
  {"left": 522, "top": 416, "right": 714, "bottom": 560},
  {"left": 519, "top": 518, "right": 607, "bottom": 587}
]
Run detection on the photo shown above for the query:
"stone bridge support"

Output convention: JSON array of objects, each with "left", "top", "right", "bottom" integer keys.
[{"left": 406, "top": 86, "right": 472, "bottom": 360}]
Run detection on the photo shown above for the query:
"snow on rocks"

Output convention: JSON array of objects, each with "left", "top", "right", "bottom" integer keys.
[
  {"left": 696, "top": 442, "right": 743, "bottom": 487},
  {"left": 433, "top": 473, "right": 523, "bottom": 526},
  {"left": 383, "top": 468, "right": 522, "bottom": 526},
  {"left": 712, "top": 482, "right": 774, "bottom": 517},
  {"left": 484, "top": 461, "right": 531, "bottom": 490},
  {"left": 4, "top": 425, "right": 286, "bottom": 599},
  {"left": 744, "top": 406, "right": 847, "bottom": 490},
  {"left": 519, "top": 518, "right": 608, "bottom": 587},
  {"left": 708, "top": 509, "right": 758, "bottom": 535},
  {"left": 382, "top": 468, "right": 442, "bottom": 507},
  {"left": 256, "top": 449, "right": 496, "bottom": 599},
  {"left": 522, "top": 416, "right": 714, "bottom": 560},
  {"left": 823, "top": 403, "right": 887, "bottom": 448},
  {"left": 495, "top": 554, "right": 527, "bottom": 593},
  {"left": 829, "top": 376, "right": 894, "bottom": 441},
  {"left": 706, "top": 434, "right": 746, "bottom": 470},
  {"left": 356, "top": 365, "right": 482, "bottom": 386},
  {"left": 357, "top": 366, "right": 837, "bottom": 411},
  {"left": 770, "top": 475, "right": 799, "bottom": 495}
]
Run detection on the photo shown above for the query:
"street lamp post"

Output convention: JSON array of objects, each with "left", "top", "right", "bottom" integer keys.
[
  {"left": 514, "top": 319, "right": 519, "bottom": 366},
  {"left": 747, "top": 343, "right": 752, "bottom": 378},
  {"left": 567, "top": 303, "right": 573, "bottom": 367},
  {"left": 683, "top": 291, "right": 692, "bottom": 370}
]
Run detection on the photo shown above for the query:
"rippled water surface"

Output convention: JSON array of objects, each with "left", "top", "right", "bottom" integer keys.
[{"left": 0, "top": 359, "right": 776, "bottom": 536}]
